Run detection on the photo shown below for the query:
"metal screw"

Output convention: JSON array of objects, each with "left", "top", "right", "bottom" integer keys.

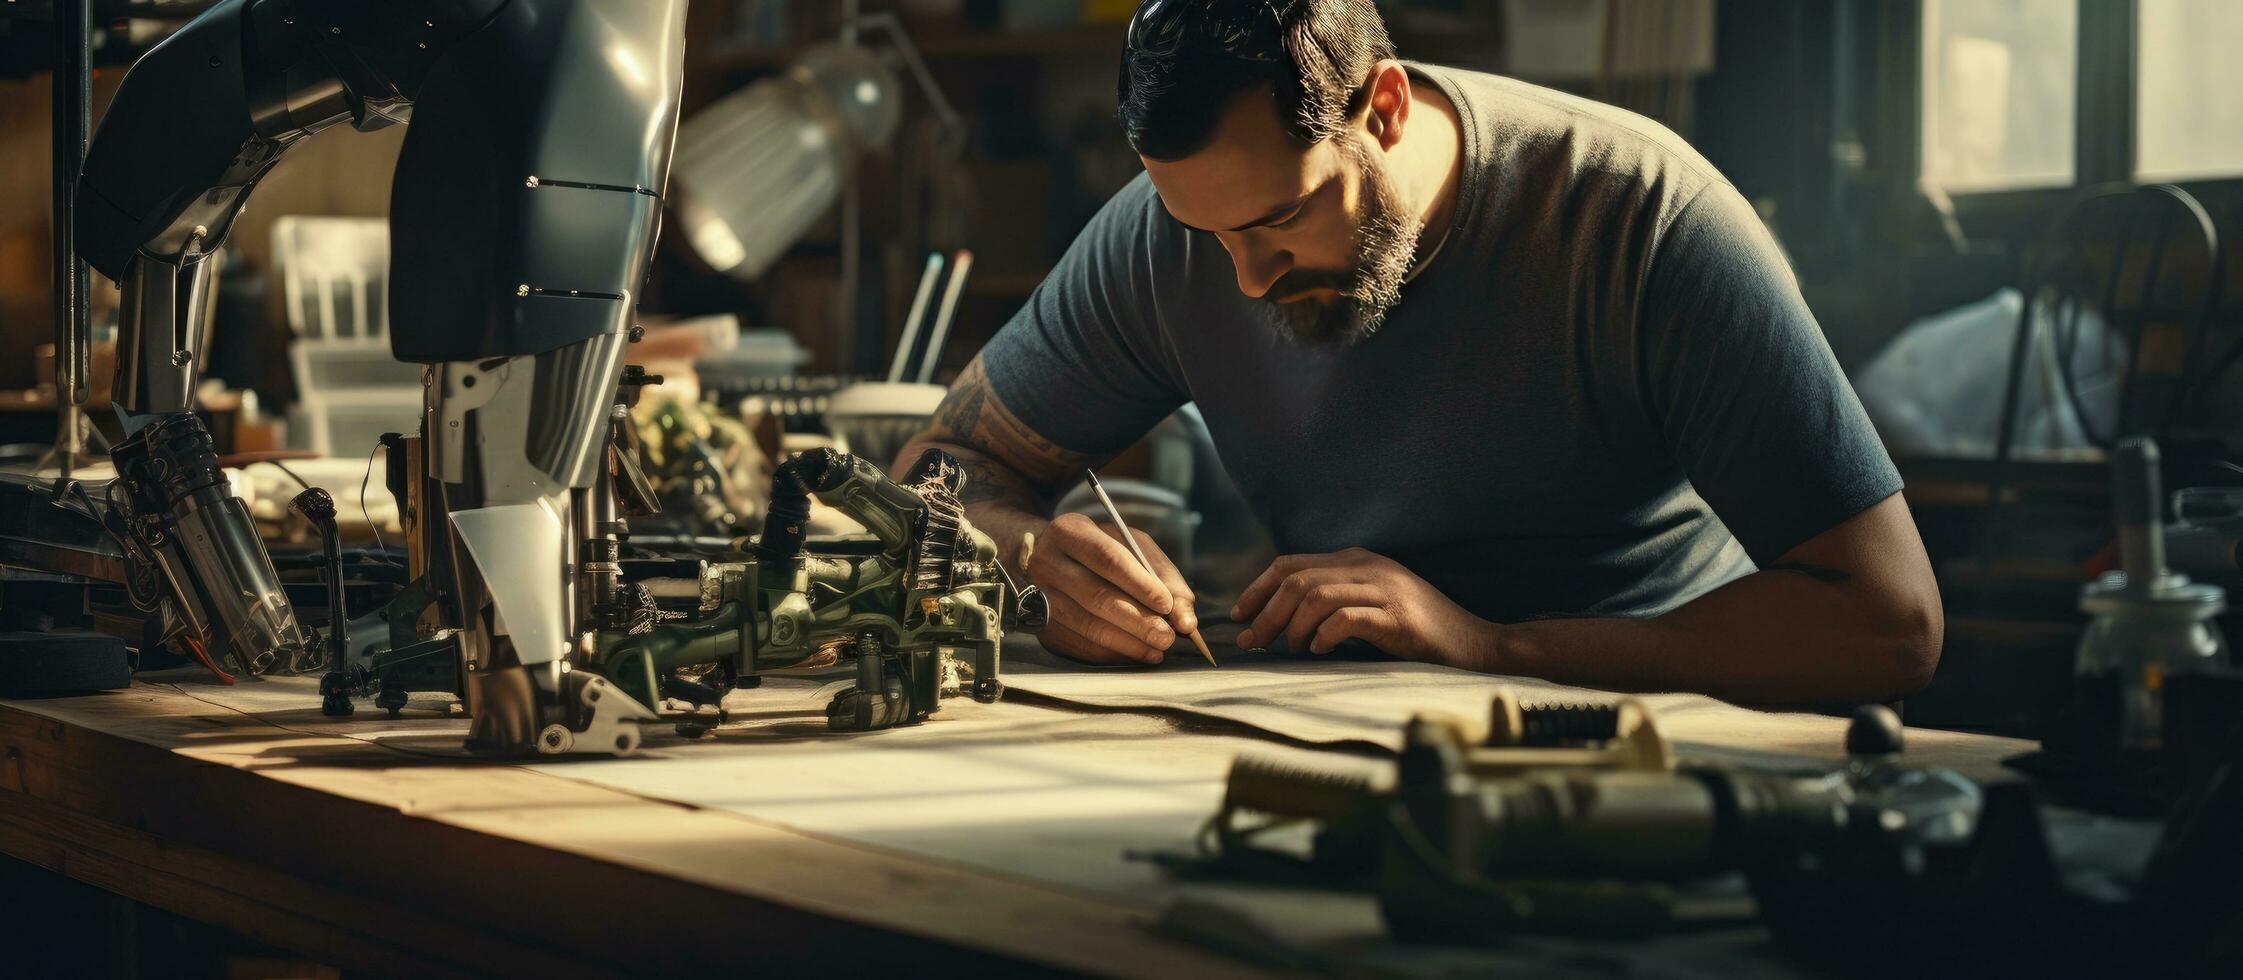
[
  {"left": 169, "top": 351, "right": 192, "bottom": 367},
  {"left": 525, "top": 175, "right": 540, "bottom": 188},
  {"left": 516, "top": 284, "right": 530, "bottom": 297}
]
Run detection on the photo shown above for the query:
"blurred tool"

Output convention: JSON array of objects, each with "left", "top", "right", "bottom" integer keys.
[
  {"left": 2077, "top": 437, "right": 2228, "bottom": 751},
  {"left": 888, "top": 252, "right": 946, "bottom": 383},
  {"left": 1185, "top": 693, "right": 1876, "bottom": 938},
  {"left": 1087, "top": 470, "right": 1217, "bottom": 667},
  {"left": 1166, "top": 683, "right": 2241, "bottom": 975},
  {"left": 2168, "top": 485, "right": 2243, "bottom": 586},
  {"left": 824, "top": 250, "right": 970, "bottom": 468},
  {"left": 289, "top": 487, "right": 353, "bottom": 718},
  {"left": 49, "top": 0, "right": 90, "bottom": 482},
  {"left": 916, "top": 249, "right": 973, "bottom": 384}
]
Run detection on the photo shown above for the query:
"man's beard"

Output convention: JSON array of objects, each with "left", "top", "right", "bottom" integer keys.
[{"left": 1258, "top": 139, "right": 1425, "bottom": 346}]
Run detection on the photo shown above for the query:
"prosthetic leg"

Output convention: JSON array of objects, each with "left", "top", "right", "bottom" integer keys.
[{"left": 431, "top": 336, "right": 658, "bottom": 756}]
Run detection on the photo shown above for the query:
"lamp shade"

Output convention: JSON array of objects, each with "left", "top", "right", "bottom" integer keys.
[{"left": 671, "top": 43, "right": 902, "bottom": 280}]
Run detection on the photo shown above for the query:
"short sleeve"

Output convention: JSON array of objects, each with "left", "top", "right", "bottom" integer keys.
[
  {"left": 978, "top": 174, "right": 1189, "bottom": 456},
  {"left": 1639, "top": 182, "right": 1903, "bottom": 563}
]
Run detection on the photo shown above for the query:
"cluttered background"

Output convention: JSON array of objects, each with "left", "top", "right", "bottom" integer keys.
[{"left": 0, "top": 0, "right": 2238, "bottom": 743}]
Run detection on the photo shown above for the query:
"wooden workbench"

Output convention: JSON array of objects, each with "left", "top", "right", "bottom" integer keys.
[{"left": 0, "top": 645, "right": 2032, "bottom": 978}]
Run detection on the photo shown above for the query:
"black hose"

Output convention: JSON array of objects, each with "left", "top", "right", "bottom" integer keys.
[{"left": 754, "top": 449, "right": 846, "bottom": 564}]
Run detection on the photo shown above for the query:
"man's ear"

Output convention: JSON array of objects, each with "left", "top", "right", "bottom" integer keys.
[{"left": 1362, "top": 60, "right": 1411, "bottom": 151}]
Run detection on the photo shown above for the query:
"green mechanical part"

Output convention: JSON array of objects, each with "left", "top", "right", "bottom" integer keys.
[
  {"left": 594, "top": 601, "right": 750, "bottom": 711},
  {"left": 581, "top": 448, "right": 1038, "bottom": 731}
]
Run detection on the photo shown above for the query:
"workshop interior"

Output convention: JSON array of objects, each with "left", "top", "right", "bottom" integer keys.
[{"left": 0, "top": 0, "right": 2237, "bottom": 976}]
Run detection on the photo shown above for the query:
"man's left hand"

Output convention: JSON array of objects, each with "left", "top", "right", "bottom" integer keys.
[{"left": 1231, "top": 548, "right": 1495, "bottom": 668}]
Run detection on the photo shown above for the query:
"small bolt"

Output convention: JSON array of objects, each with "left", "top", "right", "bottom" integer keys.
[
  {"left": 208, "top": 55, "right": 222, "bottom": 68},
  {"left": 169, "top": 351, "right": 192, "bottom": 367},
  {"left": 526, "top": 175, "right": 540, "bottom": 188},
  {"left": 516, "top": 284, "right": 530, "bottom": 297},
  {"left": 545, "top": 731, "right": 563, "bottom": 747},
  {"left": 329, "top": 26, "right": 340, "bottom": 34}
]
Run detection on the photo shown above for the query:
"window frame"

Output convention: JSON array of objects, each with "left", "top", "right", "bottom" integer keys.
[{"left": 1900, "top": 0, "right": 2138, "bottom": 223}]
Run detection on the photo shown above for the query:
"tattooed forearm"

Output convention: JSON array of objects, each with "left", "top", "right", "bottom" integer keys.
[
  {"left": 929, "top": 364, "right": 988, "bottom": 444},
  {"left": 902, "top": 354, "right": 1096, "bottom": 520},
  {"left": 955, "top": 456, "right": 1042, "bottom": 509}
]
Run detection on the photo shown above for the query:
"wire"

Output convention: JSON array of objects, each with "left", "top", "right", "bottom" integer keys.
[
  {"left": 360, "top": 440, "right": 389, "bottom": 557},
  {"left": 252, "top": 458, "right": 313, "bottom": 493},
  {"left": 180, "top": 635, "right": 237, "bottom": 686}
]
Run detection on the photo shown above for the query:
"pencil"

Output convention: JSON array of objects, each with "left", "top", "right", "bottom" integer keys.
[{"left": 1084, "top": 472, "right": 1219, "bottom": 667}]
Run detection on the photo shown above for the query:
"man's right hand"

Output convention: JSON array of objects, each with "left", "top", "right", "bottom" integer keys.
[
  {"left": 892, "top": 354, "right": 1193, "bottom": 664},
  {"left": 1022, "top": 513, "right": 1196, "bottom": 665}
]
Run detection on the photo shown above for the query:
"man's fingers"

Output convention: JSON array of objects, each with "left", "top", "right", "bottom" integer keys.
[
  {"left": 1278, "top": 582, "right": 1388, "bottom": 655},
  {"left": 1035, "top": 553, "right": 1175, "bottom": 648},
  {"left": 1309, "top": 606, "right": 1404, "bottom": 655},
  {"left": 1241, "top": 566, "right": 1354, "bottom": 650},
  {"left": 1048, "top": 514, "right": 1173, "bottom": 615},
  {"left": 1232, "top": 552, "right": 1358, "bottom": 621},
  {"left": 1123, "top": 528, "right": 1197, "bottom": 634},
  {"left": 1042, "top": 617, "right": 1156, "bottom": 665},
  {"left": 1044, "top": 591, "right": 1166, "bottom": 663}
]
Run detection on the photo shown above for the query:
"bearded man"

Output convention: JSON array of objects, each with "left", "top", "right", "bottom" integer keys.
[{"left": 897, "top": 0, "right": 1943, "bottom": 704}]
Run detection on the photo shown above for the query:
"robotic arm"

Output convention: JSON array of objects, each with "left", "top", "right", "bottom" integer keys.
[{"left": 77, "top": 0, "right": 685, "bottom": 745}]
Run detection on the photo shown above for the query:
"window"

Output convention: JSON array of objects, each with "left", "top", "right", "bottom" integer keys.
[
  {"left": 2136, "top": 0, "right": 2243, "bottom": 181},
  {"left": 1920, "top": 0, "right": 2078, "bottom": 193}
]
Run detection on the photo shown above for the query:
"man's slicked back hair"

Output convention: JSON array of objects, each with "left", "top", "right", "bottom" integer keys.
[{"left": 1118, "top": 0, "right": 1396, "bottom": 162}]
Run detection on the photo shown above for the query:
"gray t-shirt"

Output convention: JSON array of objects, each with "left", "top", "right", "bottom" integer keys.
[{"left": 981, "top": 65, "right": 1901, "bottom": 624}]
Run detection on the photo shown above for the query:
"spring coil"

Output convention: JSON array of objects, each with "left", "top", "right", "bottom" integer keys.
[{"left": 1515, "top": 703, "right": 1624, "bottom": 746}]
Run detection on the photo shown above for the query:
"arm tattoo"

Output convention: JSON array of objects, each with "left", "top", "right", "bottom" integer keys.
[
  {"left": 955, "top": 456, "right": 1040, "bottom": 508},
  {"left": 931, "top": 374, "right": 986, "bottom": 444},
  {"left": 925, "top": 357, "right": 1097, "bottom": 513}
]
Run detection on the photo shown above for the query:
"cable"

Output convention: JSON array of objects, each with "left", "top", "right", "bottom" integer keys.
[
  {"left": 359, "top": 439, "right": 389, "bottom": 557},
  {"left": 179, "top": 635, "right": 236, "bottom": 685},
  {"left": 252, "top": 458, "right": 313, "bottom": 493}
]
